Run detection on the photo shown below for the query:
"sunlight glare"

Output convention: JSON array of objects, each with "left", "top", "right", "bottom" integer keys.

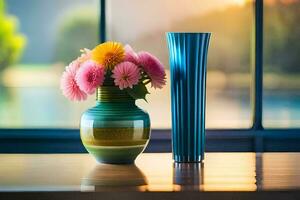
[{"left": 232, "top": 0, "right": 248, "bottom": 6}]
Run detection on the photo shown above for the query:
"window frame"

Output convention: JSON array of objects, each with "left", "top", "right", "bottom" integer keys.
[{"left": 0, "top": 0, "right": 300, "bottom": 153}]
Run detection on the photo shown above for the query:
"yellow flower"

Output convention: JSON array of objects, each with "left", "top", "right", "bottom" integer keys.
[{"left": 91, "top": 41, "right": 125, "bottom": 70}]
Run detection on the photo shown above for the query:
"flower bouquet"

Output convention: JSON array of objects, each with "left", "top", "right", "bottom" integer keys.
[
  {"left": 60, "top": 41, "right": 166, "bottom": 101},
  {"left": 60, "top": 41, "right": 166, "bottom": 164}
]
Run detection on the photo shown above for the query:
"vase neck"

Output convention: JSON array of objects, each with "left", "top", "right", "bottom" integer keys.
[{"left": 96, "top": 86, "right": 135, "bottom": 103}]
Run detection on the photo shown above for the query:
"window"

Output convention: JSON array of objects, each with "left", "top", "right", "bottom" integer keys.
[
  {"left": 0, "top": 0, "right": 299, "bottom": 148},
  {"left": 263, "top": 0, "right": 300, "bottom": 128},
  {"left": 107, "top": 0, "right": 254, "bottom": 129},
  {"left": 0, "top": 0, "right": 99, "bottom": 128}
]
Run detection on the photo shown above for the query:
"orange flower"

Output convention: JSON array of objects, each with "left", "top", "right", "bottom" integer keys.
[{"left": 91, "top": 41, "right": 125, "bottom": 70}]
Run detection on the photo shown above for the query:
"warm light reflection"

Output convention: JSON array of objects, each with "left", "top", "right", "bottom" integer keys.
[
  {"left": 202, "top": 153, "right": 257, "bottom": 191},
  {"left": 135, "top": 153, "right": 174, "bottom": 191},
  {"left": 135, "top": 153, "right": 257, "bottom": 191},
  {"left": 262, "top": 153, "right": 300, "bottom": 190},
  {"left": 2, "top": 153, "right": 300, "bottom": 192},
  {"left": 232, "top": 0, "right": 248, "bottom": 6},
  {"left": 265, "top": 0, "right": 299, "bottom": 5}
]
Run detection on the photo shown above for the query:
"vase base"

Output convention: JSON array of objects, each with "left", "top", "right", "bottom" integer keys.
[{"left": 84, "top": 144, "right": 146, "bottom": 165}]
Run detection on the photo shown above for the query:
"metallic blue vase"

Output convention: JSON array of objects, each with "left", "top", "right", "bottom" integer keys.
[{"left": 166, "top": 32, "right": 211, "bottom": 162}]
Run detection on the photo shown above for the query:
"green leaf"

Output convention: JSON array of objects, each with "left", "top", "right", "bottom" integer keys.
[{"left": 126, "top": 83, "right": 150, "bottom": 102}]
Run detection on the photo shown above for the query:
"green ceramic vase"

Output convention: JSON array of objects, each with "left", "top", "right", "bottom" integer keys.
[{"left": 80, "top": 86, "right": 151, "bottom": 164}]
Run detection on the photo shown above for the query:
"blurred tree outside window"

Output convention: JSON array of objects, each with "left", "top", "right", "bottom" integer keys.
[
  {"left": 0, "top": 0, "right": 25, "bottom": 72},
  {"left": 55, "top": 8, "right": 98, "bottom": 64},
  {"left": 0, "top": 0, "right": 98, "bottom": 128}
]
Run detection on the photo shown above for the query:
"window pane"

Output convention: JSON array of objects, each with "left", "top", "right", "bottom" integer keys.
[
  {"left": 0, "top": 0, "right": 98, "bottom": 128},
  {"left": 263, "top": 0, "right": 300, "bottom": 128},
  {"left": 0, "top": 0, "right": 253, "bottom": 129},
  {"left": 107, "top": 0, "right": 253, "bottom": 128}
]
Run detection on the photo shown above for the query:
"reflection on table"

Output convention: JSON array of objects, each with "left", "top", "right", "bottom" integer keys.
[{"left": 0, "top": 153, "right": 300, "bottom": 192}]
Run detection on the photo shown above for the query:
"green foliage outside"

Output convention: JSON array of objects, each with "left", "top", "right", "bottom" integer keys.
[
  {"left": 264, "top": 1, "right": 300, "bottom": 73},
  {"left": 55, "top": 8, "right": 98, "bottom": 64},
  {"left": 0, "top": 0, "right": 26, "bottom": 72}
]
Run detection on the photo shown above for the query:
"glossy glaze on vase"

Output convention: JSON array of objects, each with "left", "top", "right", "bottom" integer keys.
[
  {"left": 166, "top": 32, "right": 211, "bottom": 162},
  {"left": 80, "top": 86, "right": 150, "bottom": 164}
]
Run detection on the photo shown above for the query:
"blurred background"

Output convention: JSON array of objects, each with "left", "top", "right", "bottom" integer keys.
[{"left": 0, "top": 0, "right": 299, "bottom": 129}]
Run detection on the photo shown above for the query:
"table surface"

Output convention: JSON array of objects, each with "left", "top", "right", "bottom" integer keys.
[{"left": 0, "top": 153, "right": 300, "bottom": 192}]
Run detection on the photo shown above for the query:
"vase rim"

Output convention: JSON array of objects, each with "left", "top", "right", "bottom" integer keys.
[
  {"left": 96, "top": 86, "right": 135, "bottom": 102},
  {"left": 166, "top": 32, "right": 211, "bottom": 35}
]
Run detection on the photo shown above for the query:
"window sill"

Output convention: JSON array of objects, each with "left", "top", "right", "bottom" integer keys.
[{"left": 0, "top": 128, "right": 300, "bottom": 153}]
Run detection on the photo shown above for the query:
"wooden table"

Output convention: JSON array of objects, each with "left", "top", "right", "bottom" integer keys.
[{"left": 0, "top": 153, "right": 300, "bottom": 199}]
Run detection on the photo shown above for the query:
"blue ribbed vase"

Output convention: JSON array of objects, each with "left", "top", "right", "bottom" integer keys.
[{"left": 166, "top": 32, "right": 211, "bottom": 162}]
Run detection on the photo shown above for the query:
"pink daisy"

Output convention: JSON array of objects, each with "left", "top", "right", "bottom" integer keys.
[
  {"left": 75, "top": 61, "right": 105, "bottom": 94},
  {"left": 112, "top": 61, "right": 141, "bottom": 90},
  {"left": 138, "top": 51, "right": 166, "bottom": 89},
  {"left": 60, "top": 63, "right": 87, "bottom": 101},
  {"left": 67, "top": 48, "right": 91, "bottom": 72},
  {"left": 65, "top": 59, "right": 80, "bottom": 72},
  {"left": 124, "top": 45, "right": 139, "bottom": 65}
]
